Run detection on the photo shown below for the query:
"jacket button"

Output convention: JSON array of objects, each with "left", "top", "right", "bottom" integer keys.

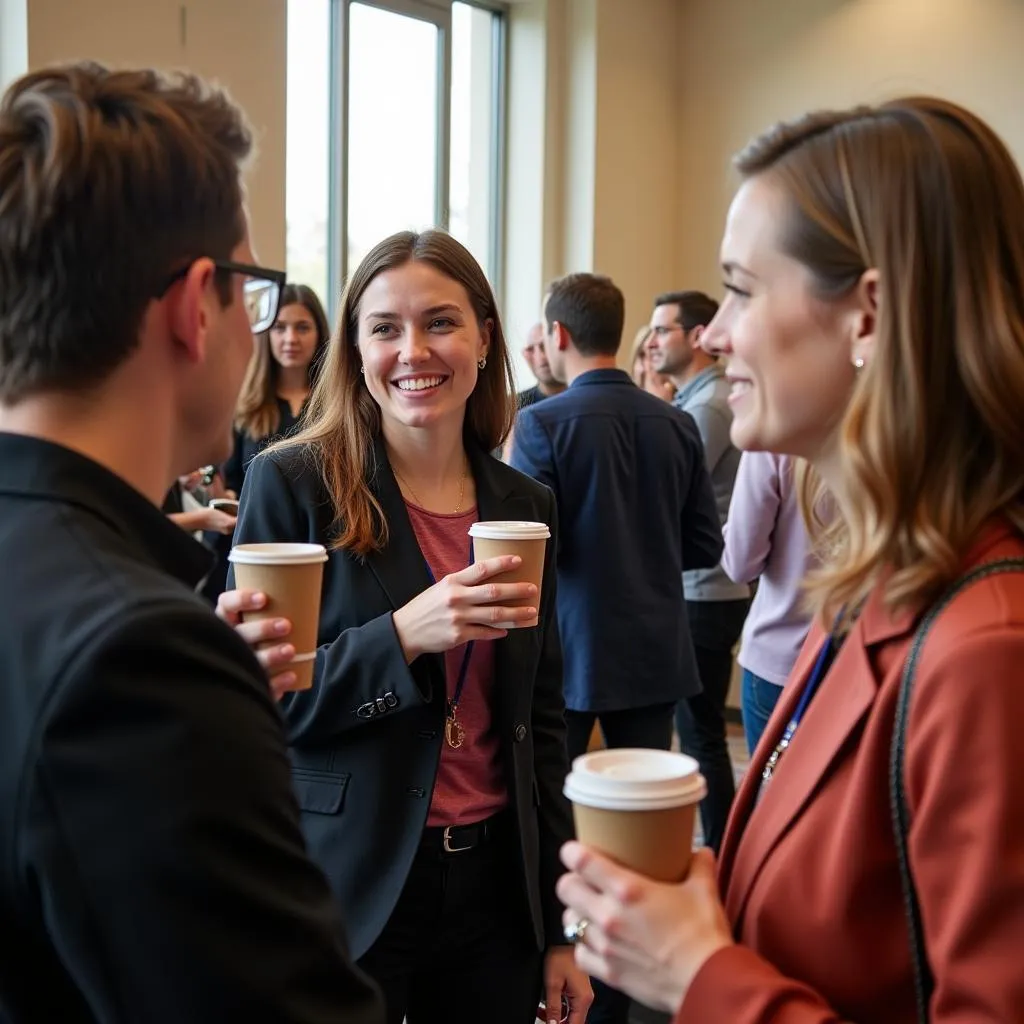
[{"left": 514, "top": 724, "right": 527, "bottom": 742}]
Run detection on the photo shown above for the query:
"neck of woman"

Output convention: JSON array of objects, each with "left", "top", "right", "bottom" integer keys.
[
  {"left": 383, "top": 414, "right": 474, "bottom": 512},
  {"left": 276, "top": 366, "right": 310, "bottom": 409}
]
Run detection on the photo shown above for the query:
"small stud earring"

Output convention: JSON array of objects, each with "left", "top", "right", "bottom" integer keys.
[
  {"left": 853, "top": 356, "right": 865, "bottom": 370},
  {"left": 359, "top": 366, "right": 365, "bottom": 375},
  {"left": 478, "top": 356, "right": 487, "bottom": 370}
]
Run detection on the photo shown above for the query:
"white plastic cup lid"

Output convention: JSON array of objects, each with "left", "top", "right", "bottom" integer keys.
[
  {"left": 468, "top": 520, "right": 551, "bottom": 540},
  {"left": 563, "top": 748, "right": 707, "bottom": 811},
  {"left": 228, "top": 543, "right": 328, "bottom": 565}
]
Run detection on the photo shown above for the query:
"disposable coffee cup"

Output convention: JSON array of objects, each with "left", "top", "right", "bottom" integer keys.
[
  {"left": 468, "top": 521, "right": 550, "bottom": 628},
  {"left": 563, "top": 748, "right": 707, "bottom": 882},
  {"left": 228, "top": 543, "right": 328, "bottom": 691}
]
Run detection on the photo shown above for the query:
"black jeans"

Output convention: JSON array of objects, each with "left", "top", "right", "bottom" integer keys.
[
  {"left": 564, "top": 703, "right": 675, "bottom": 1024},
  {"left": 564, "top": 702, "right": 675, "bottom": 763},
  {"left": 675, "top": 598, "right": 750, "bottom": 853},
  {"left": 357, "top": 814, "right": 542, "bottom": 1024}
]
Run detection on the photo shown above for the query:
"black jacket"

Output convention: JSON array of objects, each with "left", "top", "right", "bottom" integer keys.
[
  {"left": 231, "top": 437, "right": 573, "bottom": 959},
  {"left": 0, "top": 433, "right": 381, "bottom": 1024}
]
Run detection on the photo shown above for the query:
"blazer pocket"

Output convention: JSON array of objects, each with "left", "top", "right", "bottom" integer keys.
[{"left": 292, "top": 768, "right": 350, "bottom": 815}]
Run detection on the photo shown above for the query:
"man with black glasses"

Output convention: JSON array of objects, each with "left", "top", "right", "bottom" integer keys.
[{"left": 0, "top": 63, "right": 381, "bottom": 1023}]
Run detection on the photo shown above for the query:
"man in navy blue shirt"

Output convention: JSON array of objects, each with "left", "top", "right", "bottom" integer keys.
[{"left": 510, "top": 272, "right": 722, "bottom": 1024}]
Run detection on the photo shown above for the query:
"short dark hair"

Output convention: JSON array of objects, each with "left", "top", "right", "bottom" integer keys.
[
  {"left": 0, "top": 62, "right": 253, "bottom": 403},
  {"left": 544, "top": 273, "right": 625, "bottom": 357},
  {"left": 653, "top": 290, "right": 720, "bottom": 331}
]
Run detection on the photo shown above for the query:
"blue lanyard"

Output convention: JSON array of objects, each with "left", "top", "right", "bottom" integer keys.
[
  {"left": 782, "top": 631, "right": 836, "bottom": 741},
  {"left": 423, "top": 541, "right": 475, "bottom": 713},
  {"left": 761, "top": 616, "right": 843, "bottom": 787}
]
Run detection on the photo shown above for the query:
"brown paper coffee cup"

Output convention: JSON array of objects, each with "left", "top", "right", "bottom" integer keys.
[
  {"left": 468, "top": 521, "right": 550, "bottom": 628},
  {"left": 228, "top": 543, "right": 328, "bottom": 691},
  {"left": 564, "top": 748, "right": 707, "bottom": 882}
]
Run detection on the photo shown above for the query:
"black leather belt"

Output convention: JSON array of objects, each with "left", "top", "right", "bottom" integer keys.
[{"left": 421, "top": 812, "right": 507, "bottom": 854}]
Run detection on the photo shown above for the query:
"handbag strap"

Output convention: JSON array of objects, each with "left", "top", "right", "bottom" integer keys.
[{"left": 890, "top": 556, "right": 1024, "bottom": 1024}]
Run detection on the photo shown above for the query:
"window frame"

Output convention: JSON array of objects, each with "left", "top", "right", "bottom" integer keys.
[{"left": 323, "top": 0, "right": 507, "bottom": 320}]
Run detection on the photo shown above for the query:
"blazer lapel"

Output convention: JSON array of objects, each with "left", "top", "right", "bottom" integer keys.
[{"left": 721, "top": 594, "right": 915, "bottom": 931}]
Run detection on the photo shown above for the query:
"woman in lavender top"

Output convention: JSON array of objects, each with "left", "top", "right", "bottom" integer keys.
[{"left": 721, "top": 451, "right": 821, "bottom": 754}]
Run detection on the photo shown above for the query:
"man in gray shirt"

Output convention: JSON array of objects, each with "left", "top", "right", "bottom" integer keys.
[{"left": 647, "top": 291, "right": 751, "bottom": 852}]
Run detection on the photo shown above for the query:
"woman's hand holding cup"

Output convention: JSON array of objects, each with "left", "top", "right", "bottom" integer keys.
[{"left": 392, "top": 555, "right": 538, "bottom": 662}]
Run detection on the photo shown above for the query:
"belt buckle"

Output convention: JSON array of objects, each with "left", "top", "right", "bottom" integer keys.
[{"left": 442, "top": 824, "right": 474, "bottom": 853}]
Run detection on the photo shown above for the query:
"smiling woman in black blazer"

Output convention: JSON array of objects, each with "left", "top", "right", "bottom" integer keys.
[{"left": 225, "top": 230, "right": 591, "bottom": 1024}]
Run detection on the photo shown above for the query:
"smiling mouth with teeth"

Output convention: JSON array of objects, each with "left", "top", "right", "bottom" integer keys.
[{"left": 394, "top": 376, "right": 447, "bottom": 392}]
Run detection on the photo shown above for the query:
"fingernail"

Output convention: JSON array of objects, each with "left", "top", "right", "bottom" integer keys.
[
  {"left": 279, "top": 644, "right": 295, "bottom": 658},
  {"left": 251, "top": 592, "right": 267, "bottom": 606},
  {"left": 277, "top": 672, "right": 297, "bottom": 689},
  {"left": 274, "top": 619, "right": 289, "bottom": 634}
]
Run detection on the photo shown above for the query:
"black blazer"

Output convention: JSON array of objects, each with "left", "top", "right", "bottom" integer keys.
[
  {"left": 0, "top": 433, "right": 381, "bottom": 1024},
  {"left": 232, "top": 437, "right": 573, "bottom": 960},
  {"left": 222, "top": 396, "right": 306, "bottom": 496}
]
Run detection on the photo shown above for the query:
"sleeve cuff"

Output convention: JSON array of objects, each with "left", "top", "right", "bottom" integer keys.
[{"left": 675, "top": 945, "right": 834, "bottom": 1024}]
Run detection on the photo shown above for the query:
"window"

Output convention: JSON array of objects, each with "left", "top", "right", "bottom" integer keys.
[
  {"left": 285, "top": 0, "right": 506, "bottom": 320},
  {"left": 449, "top": 2, "right": 502, "bottom": 279},
  {"left": 346, "top": 3, "right": 440, "bottom": 271},
  {"left": 285, "top": 0, "right": 331, "bottom": 306}
]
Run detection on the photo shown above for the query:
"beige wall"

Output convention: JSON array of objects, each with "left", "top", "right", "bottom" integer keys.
[
  {"left": 505, "top": 0, "right": 682, "bottom": 381},
  {"left": 592, "top": 0, "right": 680, "bottom": 343},
  {"left": 676, "top": 0, "right": 1024, "bottom": 293},
  {"left": 23, "top": 0, "right": 286, "bottom": 267}
]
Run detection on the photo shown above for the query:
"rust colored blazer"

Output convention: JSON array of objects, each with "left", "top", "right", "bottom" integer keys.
[{"left": 677, "top": 522, "right": 1024, "bottom": 1023}]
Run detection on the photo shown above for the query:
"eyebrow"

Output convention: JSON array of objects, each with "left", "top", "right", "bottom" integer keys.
[
  {"left": 362, "top": 303, "right": 465, "bottom": 321},
  {"left": 722, "top": 260, "right": 758, "bottom": 280},
  {"left": 422, "top": 303, "right": 464, "bottom": 318}
]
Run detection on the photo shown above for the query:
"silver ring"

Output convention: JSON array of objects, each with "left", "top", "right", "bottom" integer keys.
[{"left": 563, "top": 917, "right": 590, "bottom": 944}]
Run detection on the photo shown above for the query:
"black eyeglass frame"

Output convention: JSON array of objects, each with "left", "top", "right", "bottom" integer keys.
[{"left": 156, "top": 259, "right": 286, "bottom": 334}]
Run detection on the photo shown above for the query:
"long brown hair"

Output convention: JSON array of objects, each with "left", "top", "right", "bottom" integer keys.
[
  {"left": 735, "top": 97, "right": 1024, "bottom": 622},
  {"left": 234, "top": 283, "right": 329, "bottom": 440},
  {"left": 274, "top": 230, "right": 516, "bottom": 555}
]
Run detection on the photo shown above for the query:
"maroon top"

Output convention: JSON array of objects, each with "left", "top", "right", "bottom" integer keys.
[{"left": 405, "top": 502, "right": 507, "bottom": 826}]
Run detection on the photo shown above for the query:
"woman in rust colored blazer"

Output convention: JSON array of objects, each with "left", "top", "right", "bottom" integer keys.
[{"left": 556, "top": 96, "right": 1024, "bottom": 1022}]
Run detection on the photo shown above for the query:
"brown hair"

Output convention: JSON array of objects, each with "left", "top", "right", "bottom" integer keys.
[
  {"left": 235, "top": 283, "right": 329, "bottom": 440},
  {"left": 652, "top": 290, "right": 720, "bottom": 331},
  {"left": 735, "top": 97, "right": 1024, "bottom": 622},
  {"left": 0, "top": 62, "right": 252, "bottom": 403},
  {"left": 274, "top": 230, "right": 516, "bottom": 555},
  {"left": 545, "top": 273, "right": 625, "bottom": 357}
]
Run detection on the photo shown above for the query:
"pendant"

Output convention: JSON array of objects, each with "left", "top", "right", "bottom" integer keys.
[{"left": 445, "top": 704, "right": 466, "bottom": 749}]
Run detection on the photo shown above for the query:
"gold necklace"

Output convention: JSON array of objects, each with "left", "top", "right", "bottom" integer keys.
[{"left": 394, "top": 461, "right": 467, "bottom": 514}]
